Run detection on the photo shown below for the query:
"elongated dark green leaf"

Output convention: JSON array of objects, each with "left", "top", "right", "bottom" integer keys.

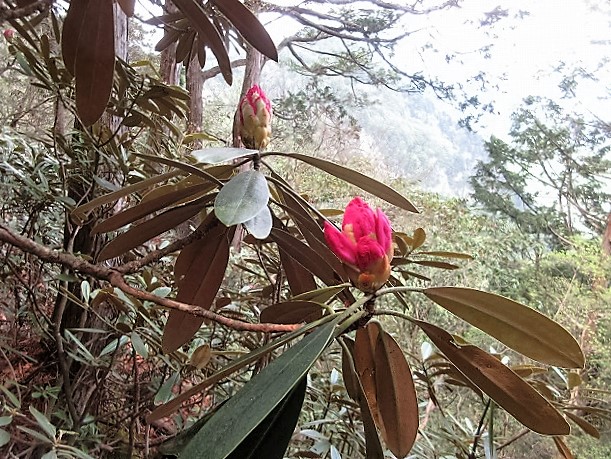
[
  {"left": 375, "top": 330, "right": 418, "bottom": 458},
  {"left": 227, "top": 377, "right": 306, "bottom": 459},
  {"left": 414, "top": 320, "right": 570, "bottom": 435},
  {"left": 293, "top": 285, "right": 347, "bottom": 303},
  {"left": 134, "top": 153, "right": 232, "bottom": 185},
  {"left": 71, "top": 171, "right": 181, "bottom": 224},
  {"left": 162, "top": 224, "right": 230, "bottom": 353},
  {"left": 191, "top": 147, "right": 257, "bottom": 165},
  {"left": 210, "top": 0, "right": 278, "bottom": 61},
  {"left": 215, "top": 170, "right": 270, "bottom": 226},
  {"left": 98, "top": 195, "right": 211, "bottom": 261},
  {"left": 423, "top": 287, "right": 585, "bottom": 368},
  {"left": 260, "top": 301, "right": 323, "bottom": 324},
  {"left": 172, "top": 0, "right": 232, "bottom": 84},
  {"left": 180, "top": 319, "right": 338, "bottom": 459},
  {"left": 268, "top": 152, "right": 418, "bottom": 212}
]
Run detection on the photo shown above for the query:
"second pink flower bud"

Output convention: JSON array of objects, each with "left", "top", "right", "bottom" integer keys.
[{"left": 237, "top": 85, "right": 272, "bottom": 150}]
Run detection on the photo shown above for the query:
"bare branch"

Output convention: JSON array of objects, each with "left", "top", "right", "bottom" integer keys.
[{"left": 0, "top": 223, "right": 301, "bottom": 334}]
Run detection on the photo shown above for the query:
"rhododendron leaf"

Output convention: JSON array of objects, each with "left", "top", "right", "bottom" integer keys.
[
  {"left": 215, "top": 170, "right": 269, "bottom": 226},
  {"left": 260, "top": 301, "right": 323, "bottom": 324},
  {"left": 71, "top": 171, "right": 181, "bottom": 224},
  {"left": 189, "top": 147, "right": 259, "bottom": 164},
  {"left": 172, "top": 0, "right": 232, "bottom": 84},
  {"left": 98, "top": 196, "right": 212, "bottom": 261},
  {"left": 191, "top": 147, "right": 257, "bottom": 165},
  {"left": 417, "top": 251, "right": 474, "bottom": 259},
  {"left": 411, "top": 228, "right": 426, "bottom": 249},
  {"left": 162, "top": 224, "right": 230, "bottom": 353},
  {"left": 563, "top": 411, "right": 600, "bottom": 438},
  {"left": 413, "top": 320, "right": 570, "bottom": 435},
  {"left": 553, "top": 437, "right": 575, "bottom": 459},
  {"left": 354, "top": 322, "right": 385, "bottom": 437},
  {"left": 375, "top": 330, "right": 419, "bottom": 457},
  {"left": 279, "top": 247, "right": 317, "bottom": 295},
  {"left": 293, "top": 285, "right": 347, "bottom": 303},
  {"left": 117, "top": 0, "right": 135, "bottom": 16},
  {"left": 423, "top": 287, "right": 585, "bottom": 368},
  {"left": 243, "top": 205, "right": 272, "bottom": 239},
  {"left": 210, "top": 0, "right": 278, "bottom": 62},
  {"left": 92, "top": 183, "right": 213, "bottom": 234},
  {"left": 269, "top": 153, "right": 418, "bottom": 212},
  {"left": 180, "top": 320, "right": 337, "bottom": 458}
]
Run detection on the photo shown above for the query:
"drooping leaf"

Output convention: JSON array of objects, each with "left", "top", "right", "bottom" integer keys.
[
  {"left": 279, "top": 247, "right": 318, "bottom": 295},
  {"left": 210, "top": 0, "right": 278, "bottom": 61},
  {"left": 260, "top": 301, "right": 323, "bottom": 324},
  {"left": 411, "top": 260, "right": 460, "bottom": 270},
  {"left": 180, "top": 319, "right": 338, "bottom": 459},
  {"left": 97, "top": 195, "right": 212, "bottom": 261},
  {"left": 553, "top": 437, "right": 575, "bottom": 459},
  {"left": 226, "top": 377, "right": 306, "bottom": 459},
  {"left": 191, "top": 147, "right": 257, "bottom": 165},
  {"left": 354, "top": 322, "right": 386, "bottom": 438},
  {"left": 162, "top": 223, "right": 230, "bottom": 353},
  {"left": 342, "top": 335, "right": 385, "bottom": 459},
  {"left": 29, "top": 406, "right": 56, "bottom": 440},
  {"left": 117, "top": 0, "right": 135, "bottom": 16},
  {"left": 414, "top": 320, "right": 570, "bottom": 435},
  {"left": 563, "top": 410, "right": 600, "bottom": 438},
  {"left": 172, "top": 0, "right": 233, "bottom": 84},
  {"left": 271, "top": 228, "right": 338, "bottom": 286},
  {"left": 215, "top": 170, "right": 270, "bottom": 226},
  {"left": 61, "top": 0, "right": 88, "bottom": 75},
  {"left": 269, "top": 153, "right": 418, "bottom": 212},
  {"left": 74, "top": 0, "right": 115, "bottom": 125},
  {"left": 243, "top": 206, "right": 273, "bottom": 239},
  {"left": 375, "top": 330, "right": 419, "bottom": 457},
  {"left": 423, "top": 287, "right": 585, "bottom": 368},
  {"left": 340, "top": 338, "right": 360, "bottom": 401}
]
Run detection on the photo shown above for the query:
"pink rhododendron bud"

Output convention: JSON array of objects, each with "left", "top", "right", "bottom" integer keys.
[
  {"left": 324, "top": 197, "right": 393, "bottom": 292},
  {"left": 3, "top": 29, "right": 14, "bottom": 40},
  {"left": 238, "top": 85, "right": 272, "bottom": 150}
]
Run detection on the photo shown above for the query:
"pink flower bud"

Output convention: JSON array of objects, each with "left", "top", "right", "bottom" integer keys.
[
  {"left": 238, "top": 85, "right": 272, "bottom": 150},
  {"left": 324, "top": 197, "right": 393, "bottom": 292},
  {"left": 3, "top": 29, "right": 14, "bottom": 40}
]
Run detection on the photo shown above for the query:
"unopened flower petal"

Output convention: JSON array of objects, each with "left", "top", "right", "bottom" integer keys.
[
  {"left": 324, "top": 221, "right": 357, "bottom": 266},
  {"left": 238, "top": 85, "right": 272, "bottom": 150}
]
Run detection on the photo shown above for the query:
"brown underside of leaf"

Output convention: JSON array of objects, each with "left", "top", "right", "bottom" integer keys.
[
  {"left": 74, "top": 0, "right": 115, "bottom": 126},
  {"left": 553, "top": 437, "right": 575, "bottom": 459},
  {"left": 97, "top": 195, "right": 212, "bottom": 262},
  {"left": 414, "top": 319, "right": 570, "bottom": 435},
  {"left": 354, "top": 322, "right": 386, "bottom": 439},
  {"left": 279, "top": 247, "right": 318, "bottom": 295},
  {"left": 423, "top": 287, "right": 585, "bottom": 368},
  {"left": 374, "top": 330, "right": 419, "bottom": 458},
  {"left": 259, "top": 301, "right": 323, "bottom": 324},
  {"left": 61, "top": 0, "right": 88, "bottom": 76},
  {"left": 172, "top": 0, "right": 232, "bottom": 84},
  {"left": 117, "top": 0, "right": 135, "bottom": 17},
  {"left": 162, "top": 223, "right": 231, "bottom": 353},
  {"left": 210, "top": 0, "right": 278, "bottom": 61}
]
